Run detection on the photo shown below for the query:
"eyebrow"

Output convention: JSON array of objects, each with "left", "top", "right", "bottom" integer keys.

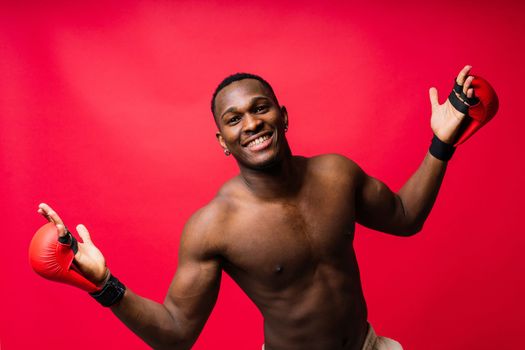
[{"left": 220, "top": 96, "right": 271, "bottom": 120}]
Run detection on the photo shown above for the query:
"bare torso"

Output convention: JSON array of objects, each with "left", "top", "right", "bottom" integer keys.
[
  {"left": 206, "top": 155, "right": 368, "bottom": 350},
  {"left": 36, "top": 71, "right": 460, "bottom": 350}
]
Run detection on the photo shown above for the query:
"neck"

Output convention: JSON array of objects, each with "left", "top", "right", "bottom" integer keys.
[{"left": 237, "top": 145, "right": 302, "bottom": 199}]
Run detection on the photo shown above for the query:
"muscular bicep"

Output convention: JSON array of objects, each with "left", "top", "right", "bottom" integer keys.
[
  {"left": 163, "top": 219, "right": 222, "bottom": 347},
  {"left": 355, "top": 170, "right": 409, "bottom": 235}
]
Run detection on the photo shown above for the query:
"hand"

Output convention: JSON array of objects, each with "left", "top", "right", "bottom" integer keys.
[
  {"left": 429, "top": 65, "right": 475, "bottom": 144},
  {"left": 37, "top": 203, "right": 108, "bottom": 286}
]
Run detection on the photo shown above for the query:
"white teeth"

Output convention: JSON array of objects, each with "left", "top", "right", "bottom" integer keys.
[{"left": 248, "top": 135, "right": 270, "bottom": 147}]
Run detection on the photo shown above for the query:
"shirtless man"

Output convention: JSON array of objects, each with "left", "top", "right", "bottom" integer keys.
[{"left": 36, "top": 65, "right": 477, "bottom": 349}]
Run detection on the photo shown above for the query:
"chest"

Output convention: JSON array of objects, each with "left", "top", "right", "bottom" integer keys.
[{"left": 222, "top": 186, "right": 356, "bottom": 282}]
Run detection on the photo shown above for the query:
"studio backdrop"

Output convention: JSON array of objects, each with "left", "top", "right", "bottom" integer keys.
[{"left": 1, "top": 1, "right": 524, "bottom": 349}]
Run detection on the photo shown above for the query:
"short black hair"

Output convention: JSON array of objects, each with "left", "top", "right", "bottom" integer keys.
[{"left": 211, "top": 72, "right": 278, "bottom": 118}]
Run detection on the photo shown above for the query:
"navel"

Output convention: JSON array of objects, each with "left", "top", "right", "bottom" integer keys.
[{"left": 274, "top": 264, "right": 284, "bottom": 273}]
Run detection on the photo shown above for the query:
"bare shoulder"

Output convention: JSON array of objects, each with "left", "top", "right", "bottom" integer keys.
[
  {"left": 180, "top": 179, "right": 241, "bottom": 259},
  {"left": 307, "top": 154, "right": 365, "bottom": 182}
]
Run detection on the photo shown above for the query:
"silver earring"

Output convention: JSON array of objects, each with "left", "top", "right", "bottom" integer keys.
[{"left": 224, "top": 149, "right": 231, "bottom": 156}]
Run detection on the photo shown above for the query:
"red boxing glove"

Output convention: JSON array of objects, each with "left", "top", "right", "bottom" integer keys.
[
  {"left": 29, "top": 222, "right": 99, "bottom": 293},
  {"left": 454, "top": 76, "right": 499, "bottom": 146}
]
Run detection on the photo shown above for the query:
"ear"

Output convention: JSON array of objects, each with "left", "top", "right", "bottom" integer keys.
[
  {"left": 216, "top": 131, "right": 227, "bottom": 150},
  {"left": 281, "top": 106, "right": 288, "bottom": 129}
]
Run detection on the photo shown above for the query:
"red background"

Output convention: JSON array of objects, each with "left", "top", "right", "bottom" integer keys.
[{"left": 1, "top": 1, "right": 524, "bottom": 349}]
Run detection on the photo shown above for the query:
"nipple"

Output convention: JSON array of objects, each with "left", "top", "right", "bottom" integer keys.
[{"left": 275, "top": 265, "right": 283, "bottom": 273}]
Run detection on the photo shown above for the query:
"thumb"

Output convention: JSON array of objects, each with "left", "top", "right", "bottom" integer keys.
[
  {"left": 76, "top": 224, "right": 93, "bottom": 245},
  {"left": 429, "top": 87, "right": 439, "bottom": 109}
]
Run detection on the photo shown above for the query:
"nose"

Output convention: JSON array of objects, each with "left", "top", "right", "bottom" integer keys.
[{"left": 242, "top": 113, "right": 263, "bottom": 134}]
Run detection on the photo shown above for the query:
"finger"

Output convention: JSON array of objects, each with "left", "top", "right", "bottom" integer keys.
[
  {"left": 56, "top": 223, "right": 67, "bottom": 237},
  {"left": 38, "top": 203, "right": 63, "bottom": 224},
  {"left": 429, "top": 87, "right": 439, "bottom": 108},
  {"left": 463, "top": 75, "right": 474, "bottom": 94},
  {"left": 37, "top": 208, "right": 52, "bottom": 222},
  {"left": 76, "top": 224, "right": 93, "bottom": 245},
  {"left": 38, "top": 203, "right": 67, "bottom": 237},
  {"left": 466, "top": 87, "right": 474, "bottom": 99},
  {"left": 456, "top": 65, "right": 472, "bottom": 86},
  {"left": 38, "top": 203, "right": 54, "bottom": 222}
]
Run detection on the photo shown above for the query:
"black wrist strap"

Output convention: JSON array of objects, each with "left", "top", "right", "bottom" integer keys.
[
  {"left": 90, "top": 274, "right": 126, "bottom": 307},
  {"left": 429, "top": 135, "right": 456, "bottom": 161}
]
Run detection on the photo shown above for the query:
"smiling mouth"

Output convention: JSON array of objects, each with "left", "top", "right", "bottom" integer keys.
[{"left": 245, "top": 132, "right": 274, "bottom": 151}]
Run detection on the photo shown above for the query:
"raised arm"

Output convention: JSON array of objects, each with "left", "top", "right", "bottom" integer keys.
[
  {"left": 355, "top": 153, "right": 447, "bottom": 236},
  {"left": 355, "top": 65, "right": 476, "bottom": 236},
  {"left": 36, "top": 203, "right": 221, "bottom": 350}
]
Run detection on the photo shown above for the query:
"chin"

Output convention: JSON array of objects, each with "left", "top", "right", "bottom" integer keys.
[{"left": 240, "top": 152, "right": 281, "bottom": 170}]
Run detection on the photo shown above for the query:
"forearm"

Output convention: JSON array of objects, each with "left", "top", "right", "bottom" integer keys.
[
  {"left": 110, "top": 288, "right": 189, "bottom": 350},
  {"left": 396, "top": 151, "right": 448, "bottom": 233},
  {"left": 358, "top": 65, "right": 487, "bottom": 235}
]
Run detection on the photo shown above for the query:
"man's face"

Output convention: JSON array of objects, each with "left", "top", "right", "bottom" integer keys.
[{"left": 214, "top": 79, "right": 288, "bottom": 170}]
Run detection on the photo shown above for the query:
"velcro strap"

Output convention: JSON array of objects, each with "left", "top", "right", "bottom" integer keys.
[
  {"left": 453, "top": 81, "right": 463, "bottom": 94},
  {"left": 453, "top": 80, "right": 480, "bottom": 107},
  {"left": 448, "top": 91, "right": 469, "bottom": 114},
  {"left": 90, "top": 274, "right": 126, "bottom": 307},
  {"left": 57, "top": 228, "right": 79, "bottom": 254},
  {"left": 465, "top": 95, "right": 480, "bottom": 106},
  {"left": 429, "top": 135, "right": 456, "bottom": 161}
]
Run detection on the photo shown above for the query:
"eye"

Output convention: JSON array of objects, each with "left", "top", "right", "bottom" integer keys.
[
  {"left": 227, "top": 115, "right": 241, "bottom": 125},
  {"left": 254, "top": 105, "right": 268, "bottom": 113}
]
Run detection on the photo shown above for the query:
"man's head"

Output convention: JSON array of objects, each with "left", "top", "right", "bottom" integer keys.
[
  {"left": 212, "top": 73, "right": 289, "bottom": 170},
  {"left": 211, "top": 73, "right": 279, "bottom": 121}
]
